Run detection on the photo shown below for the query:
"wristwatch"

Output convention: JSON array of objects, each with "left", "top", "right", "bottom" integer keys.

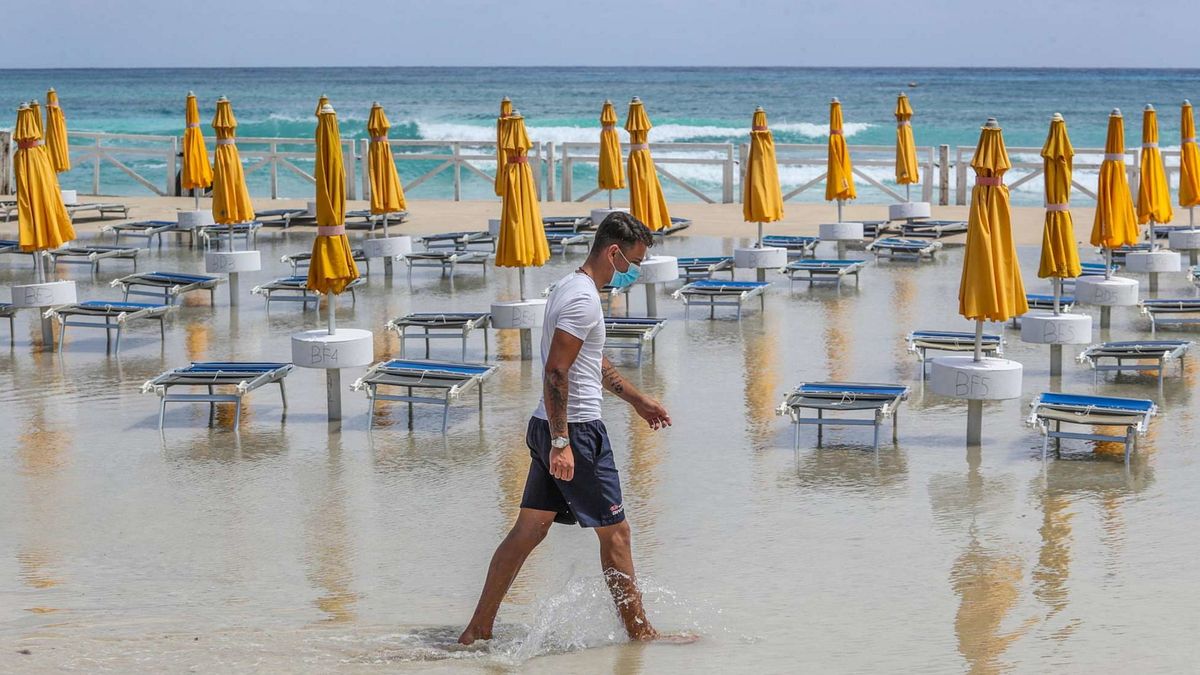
[{"left": 551, "top": 436, "right": 570, "bottom": 449}]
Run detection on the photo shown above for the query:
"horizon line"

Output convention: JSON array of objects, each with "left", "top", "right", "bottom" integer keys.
[{"left": 3, "top": 65, "right": 1200, "bottom": 72}]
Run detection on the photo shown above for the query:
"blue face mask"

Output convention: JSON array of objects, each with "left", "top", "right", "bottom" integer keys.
[{"left": 610, "top": 248, "right": 641, "bottom": 288}]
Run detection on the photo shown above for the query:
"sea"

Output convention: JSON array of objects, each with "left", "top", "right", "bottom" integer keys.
[{"left": 2, "top": 67, "right": 1199, "bottom": 203}]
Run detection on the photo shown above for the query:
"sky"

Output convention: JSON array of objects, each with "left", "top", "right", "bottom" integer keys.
[{"left": 6, "top": 0, "right": 1198, "bottom": 69}]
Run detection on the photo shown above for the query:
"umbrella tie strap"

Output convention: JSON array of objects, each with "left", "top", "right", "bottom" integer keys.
[
  {"left": 370, "top": 136, "right": 387, "bottom": 142},
  {"left": 976, "top": 176, "right": 1003, "bottom": 187},
  {"left": 601, "top": 124, "right": 615, "bottom": 131},
  {"left": 1045, "top": 203, "right": 1070, "bottom": 212},
  {"left": 1142, "top": 142, "right": 1159, "bottom": 149},
  {"left": 829, "top": 130, "right": 843, "bottom": 135},
  {"left": 752, "top": 125, "right": 769, "bottom": 131},
  {"left": 629, "top": 143, "right": 649, "bottom": 151},
  {"left": 216, "top": 139, "right": 236, "bottom": 146},
  {"left": 896, "top": 121, "right": 911, "bottom": 127},
  {"left": 46, "top": 103, "right": 59, "bottom": 109},
  {"left": 16, "top": 140, "right": 43, "bottom": 149},
  {"left": 317, "top": 225, "right": 346, "bottom": 236},
  {"left": 1185, "top": 137, "right": 1197, "bottom": 144},
  {"left": 186, "top": 123, "right": 200, "bottom": 129},
  {"left": 1104, "top": 153, "right": 1124, "bottom": 161},
  {"left": 507, "top": 155, "right": 528, "bottom": 164}
]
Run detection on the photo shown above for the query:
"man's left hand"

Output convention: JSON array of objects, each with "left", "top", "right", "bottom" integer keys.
[{"left": 635, "top": 397, "right": 672, "bottom": 431}]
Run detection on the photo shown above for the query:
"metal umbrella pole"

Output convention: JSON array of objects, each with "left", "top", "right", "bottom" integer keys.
[{"left": 966, "top": 319, "right": 985, "bottom": 445}]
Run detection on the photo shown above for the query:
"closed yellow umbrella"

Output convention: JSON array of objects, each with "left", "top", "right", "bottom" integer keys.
[
  {"left": 29, "top": 100, "right": 44, "bottom": 139},
  {"left": 315, "top": 95, "right": 328, "bottom": 118},
  {"left": 743, "top": 106, "right": 783, "bottom": 246},
  {"left": 598, "top": 99, "right": 625, "bottom": 207},
  {"left": 1136, "top": 104, "right": 1173, "bottom": 246},
  {"left": 494, "top": 97, "right": 512, "bottom": 197},
  {"left": 44, "top": 89, "right": 70, "bottom": 174},
  {"left": 495, "top": 111, "right": 549, "bottom": 299},
  {"left": 894, "top": 93, "right": 919, "bottom": 197},
  {"left": 13, "top": 105, "right": 74, "bottom": 260},
  {"left": 367, "top": 102, "right": 406, "bottom": 235},
  {"left": 1180, "top": 100, "right": 1200, "bottom": 218},
  {"left": 1037, "top": 113, "right": 1082, "bottom": 301},
  {"left": 181, "top": 91, "right": 213, "bottom": 209},
  {"left": 307, "top": 102, "right": 359, "bottom": 304},
  {"left": 826, "top": 97, "right": 856, "bottom": 221},
  {"left": 210, "top": 97, "right": 255, "bottom": 228},
  {"left": 625, "top": 96, "right": 671, "bottom": 232},
  {"left": 959, "top": 118, "right": 1027, "bottom": 342},
  {"left": 1090, "top": 109, "right": 1138, "bottom": 269}
]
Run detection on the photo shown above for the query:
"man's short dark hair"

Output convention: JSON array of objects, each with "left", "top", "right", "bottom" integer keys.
[{"left": 591, "top": 211, "right": 654, "bottom": 255}]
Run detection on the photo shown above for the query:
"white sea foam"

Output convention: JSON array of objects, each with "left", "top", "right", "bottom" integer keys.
[{"left": 413, "top": 119, "right": 874, "bottom": 145}]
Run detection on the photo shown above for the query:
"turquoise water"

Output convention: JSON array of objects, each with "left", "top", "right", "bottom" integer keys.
[{"left": 3, "top": 67, "right": 1199, "bottom": 201}]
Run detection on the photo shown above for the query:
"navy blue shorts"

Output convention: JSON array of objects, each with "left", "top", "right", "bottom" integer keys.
[{"left": 521, "top": 417, "right": 625, "bottom": 528}]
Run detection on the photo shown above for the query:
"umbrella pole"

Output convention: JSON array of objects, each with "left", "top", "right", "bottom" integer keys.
[
  {"left": 1148, "top": 219, "right": 1159, "bottom": 293},
  {"left": 326, "top": 293, "right": 341, "bottom": 420},
  {"left": 194, "top": 189, "right": 199, "bottom": 211},
  {"left": 906, "top": 184, "right": 911, "bottom": 202},
  {"left": 973, "top": 319, "right": 984, "bottom": 363},
  {"left": 327, "top": 293, "right": 336, "bottom": 335},
  {"left": 1053, "top": 278, "right": 1061, "bottom": 315},
  {"left": 382, "top": 213, "right": 394, "bottom": 276},
  {"left": 382, "top": 212, "right": 389, "bottom": 238},
  {"left": 966, "top": 319, "right": 985, "bottom": 446},
  {"left": 837, "top": 199, "right": 843, "bottom": 222},
  {"left": 608, "top": 190, "right": 613, "bottom": 209},
  {"left": 757, "top": 222, "right": 763, "bottom": 248}
]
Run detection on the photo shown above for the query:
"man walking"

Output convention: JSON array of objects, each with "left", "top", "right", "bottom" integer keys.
[{"left": 459, "top": 212, "right": 671, "bottom": 644}]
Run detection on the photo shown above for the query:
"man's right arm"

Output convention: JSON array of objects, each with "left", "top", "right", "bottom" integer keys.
[{"left": 544, "top": 328, "right": 584, "bottom": 482}]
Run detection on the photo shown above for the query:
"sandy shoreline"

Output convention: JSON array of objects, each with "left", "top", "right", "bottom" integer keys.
[{"left": 2, "top": 195, "right": 1101, "bottom": 248}]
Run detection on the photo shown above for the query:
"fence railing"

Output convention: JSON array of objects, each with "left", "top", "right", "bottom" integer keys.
[{"left": 3, "top": 130, "right": 1187, "bottom": 209}]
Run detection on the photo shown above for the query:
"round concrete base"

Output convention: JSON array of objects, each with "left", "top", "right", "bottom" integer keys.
[
  {"left": 929, "top": 355, "right": 1023, "bottom": 400},
  {"left": 590, "top": 208, "right": 630, "bottom": 228},
  {"left": 291, "top": 328, "right": 374, "bottom": 369},
  {"left": 733, "top": 246, "right": 788, "bottom": 269},
  {"left": 1074, "top": 275, "right": 1139, "bottom": 306},
  {"left": 60, "top": 189, "right": 78, "bottom": 206},
  {"left": 1020, "top": 312, "right": 1092, "bottom": 345},
  {"left": 819, "top": 221, "right": 864, "bottom": 241},
  {"left": 205, "top": 250, "right": 261, "bottom": 273},
  {"left": 889, "top": 201, "right": 932, "bottom": 221},
  {"left": 178, "top": 209, "right": 215, "bottom": 229},
  {"left": 1125, "top": 249, "right": 1182, "bottom": 273},
  {"left": 636, "top": 255, "right": 680, "bottom": 284},
  {"left": 362, "top": 236, "right": 412, "bottom": 259},
  {"left": 490, "top": 299, "right": 547, "bottom": 329},
  {"left": 10, "top": 280, "right": 77, "bottom": 308}
]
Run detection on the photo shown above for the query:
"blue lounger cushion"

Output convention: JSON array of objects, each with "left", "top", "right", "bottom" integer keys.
[
  {"left": 689, "top": 280, "right": 769, "bottom": 289},
  {"left": 1102, "top": 340, "right": 1189, "bottom": 348},
  {"left": 184, "top": 362, "right": 290, "bottom": 373},
  {"left": 379, "top": 360, "right": 492, "bottom": 376},
  {"left": 799, "top": 383, "right": 907, "bottom": 398},
  {"left": 677, "top": 256, "right": 732, "bottom": 264},
  {"left": 910, "top": 330, "right": 1002, "bottom": 342},
  {"left": 606, "top": 317, "right": 664, "bottom": 326},
  {"left": 142, "top": 272, "right": 217, "bottom": 283},
  {"left": 792, "top": 259, "right": 859, "bottom": 267},
  {"left": 1037, "top": 392, "right": 1155, "bottom": 412},
  {"left": 79, "top": 301, "right": 163, "bottom": 310},
  {"left": 1028, "top": 294, "right": 1075, "bottom": 303}
]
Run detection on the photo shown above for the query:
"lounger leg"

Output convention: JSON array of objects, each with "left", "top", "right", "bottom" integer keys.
[
  {"left": 234, "top": 396, "right": 242, "bottom": 432},
  {"left": 461, "top": 332, "right": 466, "bottom": 362},
  {"left": 893, "top": 411, "right": 899, "bottom": 443},
  {"left": 483, "top": 328, "right": 489, "bottom": 360},
  {"left": 817, "top": 408, "right": 823, "bottom": 446},
  {"left": 114, "top": 324, "right": 122, "bottom": 354},
  {"left": 425, "top": 328, "right": 431, "bottom": 359},
  {"left": 873, "top": 414, "right": 880, "bottom": 450},
  {"left": 793, "top": 420, "right": 800, "bottom": 449},
  {"left": 442, "top": 398, "right": 450, "bottom": 435},
  {"left": 1055, "top": 421, "right": 1061, "bottom": 455},
  {"left": 1042, "top": 432, "right": 1049, "bottom": 462},
  {"left": 208, "top": 385, "right": 216, "bottom": 425},
  {"left": 159, "top": 397, "right": 167, "bottom": 430},
  {"left": 407, "top": 386, "right": 414, "bottom": 430},
  {"left": 1124, "top": 428, "right": 1134, "bottom": 464}
]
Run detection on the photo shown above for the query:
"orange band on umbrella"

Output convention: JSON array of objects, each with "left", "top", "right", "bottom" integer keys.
[
  {"left": 1104, "top": 153, "right": 1124, "bottom": 161},
  {"left": 896, "top": 121, "right": 911, "bottom": 127},
  {"left": 752, "top": 125, "right": 768, "bottom": 131},
  {"left": 16, "top": 139, "right": 42, "bottom": 149},
  {"left": 629, "top": 143, "right": 648, "bottom": 151},
  {"left": 829, "top": 130, "right": 843, "bottom": 135},
  {"left": 1185, "top": 137, "right": 1197, "bottom": 144},
  {"left": 976, "top": 176, "right": 1003, "bottom": 186},
  {"left": 1142, "top": 142, "right": 1159, "bottom": 149},
  {"left": 507, "top": 155, "right": 528, "bottom": 163},
  {"left": 601, "top": 124, "right": 615, "bottom": 131},
  {"left": 216, "top": 138, "right": 236, "bottom": 146},
  {"left": 317, "top": 225, "right": 346, "bottom": 236},
  {"left": 370, "top": 136, "right": 387, "bottom": 142},
  {"left": 1045, "top": 203, "right": 1070, "bottom": 211},
  {"left": 186, "top": 123, "right": 200, "bottom": 128}
]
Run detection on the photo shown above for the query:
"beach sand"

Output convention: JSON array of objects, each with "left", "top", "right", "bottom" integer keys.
[{"left": 15, "top": 195, "right": 1098, "bottom": 248}]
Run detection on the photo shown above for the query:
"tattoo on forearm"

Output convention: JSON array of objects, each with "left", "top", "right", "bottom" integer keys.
[
  {"left": 547, "top": 369, "right": 569, "bottom": 436},
  {"left": 600, "top": 362, "right": 625, "bottom": 395}
]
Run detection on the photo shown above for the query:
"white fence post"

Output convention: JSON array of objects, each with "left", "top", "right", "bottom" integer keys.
[
  {"left": 360, "top": 139, "right": 370, "bottom": 204},
  {"left": 723, "top": 144, "right": 734, "bottom": 204},
  {"left": 938, "top": 145, "right": 949, "bottom": 206},
  {"left": 92, "top": 136, "right": 101, "bottom": 195},
  {"left": 453, "top": 142, "right": 462, "bottom": 202},
  {"left": 168, "top": 136, "right": 178, "bottom": 196},
  {"left": 545, "top": 141, "right": 555, "bottom": 202}
]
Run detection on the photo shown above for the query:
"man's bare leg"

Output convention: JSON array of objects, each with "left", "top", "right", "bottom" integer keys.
[
  {"left": 458, "top": 508, "right": 556, "bottom": 645},
  {"left": 596, "top": 520, "right": 657, "bottom": 641}
]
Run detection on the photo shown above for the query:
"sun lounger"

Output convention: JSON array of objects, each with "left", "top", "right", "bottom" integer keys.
[
  {"left": 1139, "top": 299, "right": 1200, "bottom": 335},
  {"left": 545, "top": 228, "right": 594, "bottom": 255},
  {"left": 0, "top": 239, "right": 38, "bottom": 266},
  {"left": 280, "top": 249, "right": 370, "bottom": 275},
  {"left": 46, "top": 300, "right": 171, "bottom": 353},
  {"left": 600, "top": 285, "right": 629, "bottom": 316},
  {"left": 782, "top": 259, "right": 868, "bottom": 288},
  {"left": 405, "top": 250, "right": 488, "bottom": 281},
  {"left": 1, "top": 303, "right": 15, "bottom": 345},
  {"left": 777, "top": 381, "right": 910, "bottom": 450},
  {"left": 676, "top": 256, "right": 735, "bottom": 281},
  {"left": 857, "top": 220, "right": 893, "bottom": 239},
  {"left": 1101, "top": 244, "right": 1152, "bottom": 264},
  {"left": 866, "top": 237, "right": 942, "bottom": 260},
  {"left": 417, "top": 231, "right": 495, "bottom": 252},
  {"left": 1027, "top": 392, "right": 1156, "bottom": 462},
  {"left": 199, "top": 221, "right": 262, "bottom": 250},
  {"left": 653, "top": 217, "right": 692, "bottom": 237},
  {"left": 352, "top": 359, "right": 498, "bottom": 432},
  {"left": 762, "top": 235, "right": 819, "bottom": 259},
  {"left": 386, "top": 312, "right": 491, "bottom": 362},
  {"left": 673, "top": 279, "right": 769, "bottom": 319},
  {"left": 1011, "top": 294, "right": 1074, "bottom": 326},
  {"left": 543, "top": 215, "right": 591, "bottom": 232},
  {"left": 604, "top": 317, "right": 666, "bottom": 365},
  {"left": 65, "top": 202, "right": 129, "bottom": 221},
  {"left": 254, "top": 208, "right": 308, "bottom": 230},
  {"left": 251, "top": 275, "right": 365, "bottom": 310},
  {"left": 47, "top": 245, "right": 140, "bottom": 273},
  {"left": 906, "top": 330, "right": 1004, "bottom": 377},
  {"left": 896, "top": 219, "right": 969, "bottom": 239},
  {"left": 141, "top": 361, "right": 293, "bottom": 431},
  {"left": 103, "top": 219, "right": 194, "bottom": 248},
  {"left": 112, "top": 271, "right": 221, "bottom": 305},
  {"left": 345, "top": 209, "right": 409, "bottom": 232},
  {"left": 1079, "top": 339, "right": 1191, "bottom": 389}
]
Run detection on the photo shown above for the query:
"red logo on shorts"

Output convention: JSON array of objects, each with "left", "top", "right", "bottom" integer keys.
[{"left": 610, "top": 503, "right": 624, "bottom": 514}]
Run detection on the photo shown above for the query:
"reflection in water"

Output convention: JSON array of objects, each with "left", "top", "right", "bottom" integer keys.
[
  {"left": 889, "top": 272, "right": 918, "bottom": 380},
  {"left": 304, "top": 434, "right": 359, "bottom": 623},
  {"left": 823, "top": 295, "right": 850, "bottom": 381},
  {"left": 17, "top": 404, "right": 72, "bottom": 608},
  {"left": 184, "top": 321, "right": 210, "bottom": 361},
  {"left": 791, "top": 445, "right": 908, "bottom": 494},
  {"left": 741, "top": 315, "right": 780, "bottom": 448}
]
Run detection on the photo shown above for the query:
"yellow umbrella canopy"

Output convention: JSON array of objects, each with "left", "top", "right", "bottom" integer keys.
[
  {"left": 743, "top": 106, "right": 784, "bottom": 231},
  {"left": 1090, "top": 109, "right": 1138, "bottom": 249},
  {"left": 496, "top": 111, "right": 549, "bottom": 270},
  {"left": 29, "top": 100, "right": 44, "bottom": 138},
  {"left": 959, "top": 118, "right": 1027, "bottom": 323},
  {"left": 1038, "top": 114, "right": 1081, "bottom": 279},
  {"left": 367, "top": 102, "right": 406, "bottom": 215},
  {"left": 13, "top": 105, "right": 75, "bottom": 253},
  {"left": 625, "top": 97, "right": 671, "bottom": 231},
  {"left": 598, "top": 99, "right": 625, "bottom": 191},
  {"left": 1180, "top": 100, "right": 1200, "bottom": 209},
  {"left": 210, "top": 97, "right": 255, "bottom": 224},
  {"left": 315, "top": 95, "right": 328, "bottom": 118},
  {"left": 44, "top": 89, "right": 70, "bottom": 174},
  {"left": 894, "top": 93, "right": 919, "bottom": 186},
  {"left": 181, "top": 92, "right": 213, "bottom": 191},
  {"left": 307, "top": 103, "right": 359, "bottom": 295},
  {"left": 825, "top": 98, "right": 856, "bottom": 202},
  {"left": 1136, "top": 104, "right": 1173, "bottom": 226},
  {"left": 494, "top": 97, "right": 513, "bottom": 197}
]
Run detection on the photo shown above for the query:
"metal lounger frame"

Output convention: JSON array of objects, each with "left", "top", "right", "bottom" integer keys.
[
  {"left": 906, "top": 331, "right": 1004, "bottom": 377},
  {"left": 112, "top": 273, "right": 221, "bottom": 305},
  {"left": 48, "top": 302, "right": 170, "bottom": 353},
  {"left": 104, "top": 220, "right": 193, "bottom": 248},
  {"left": 673, "top": 281, "right": 768, "bottom": 320},
  {"left": 777, "top": 382, "right": 910, "bottom": 450},
  {"left": 418, "top": 231, "right": 495, "bottom": 252},
  {"left": 405, "top": 251, "right": 488, "bottom": 281},
  {"left": 253, "top": 277, "right": 364, "bottom": 310},
  {"left": 143, "top": 362, "right": 293, "bottom": 431},
  {"left": 762, "top": 236, "right": 819, "bottom": 259},
  {"left": 281, "top": 250, "right": 370, "bottom": 275},
  {"left": 1, "top": 303, "right": 14, "bottom": 345},
  {"left": 676, "top": 257, "right": 735, "bottom": 281},
  {"left": 546, "top": 231, "right": 594, "bottom": 255},
  {"left": 48, "top": 246, "right": 140, "bottom": 273},
  {"left": 604, "top": 318, "right": 665, "bottom": 365},
  {"left": 200, "top": 222, "right": 262, "bottom": 250},
  {"left": 1140, "top": 300, "right": 1200, "bottom": 335},
  {"left": 1027, "top": 393, "right": 1156, "bottom": 463},
  {"left": 867, "top": 238, "right": 942, "bottom": 260},
  {"left": 783, "top": 260, "right": 867, "bottom": 289},
  {"left": 353, "top": 360, "right": 498, "bottom": 433},
  {"left": 1011, "top": 295, "right": 1074, "bottom": 326},
  {"left": 386, "top": 312, "right": 491, "bottom": 362},
  {"left": 1078, "top": 341, "right": 1191, "bottom": 391}
]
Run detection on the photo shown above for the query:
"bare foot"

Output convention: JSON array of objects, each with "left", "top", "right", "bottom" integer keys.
[{"left": 457, "top": 625, "right": 493, "bottom": 645}]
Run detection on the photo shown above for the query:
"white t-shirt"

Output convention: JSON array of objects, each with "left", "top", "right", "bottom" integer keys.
[{"left": 533, "top": 271, "right": 605, "bottom": 423}]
